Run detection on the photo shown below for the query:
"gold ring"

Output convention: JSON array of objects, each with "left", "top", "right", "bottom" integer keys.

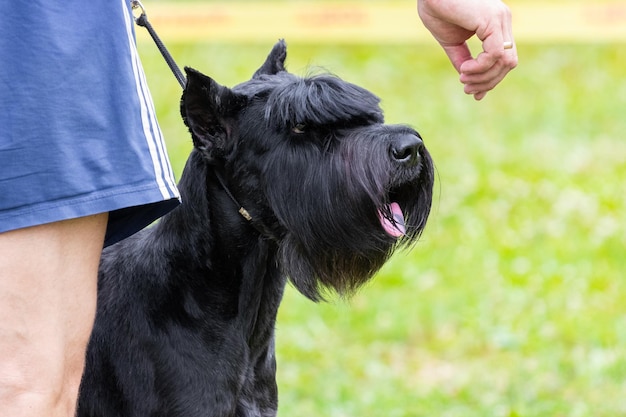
[{"left": 503, "top": 41, "right": 514, "bottom": 50}]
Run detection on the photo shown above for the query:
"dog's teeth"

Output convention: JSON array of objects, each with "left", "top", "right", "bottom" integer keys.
[{"left": 379, "top": 202, "right": 406, "bottom": 238}]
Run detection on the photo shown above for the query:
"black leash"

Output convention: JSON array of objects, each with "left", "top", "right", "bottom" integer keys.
[
  {"left": 131, "top": 0, "right": 186, "bottom": 89},
  {"left": 130, "top": 0, "right": 256, "bottom": 225}
]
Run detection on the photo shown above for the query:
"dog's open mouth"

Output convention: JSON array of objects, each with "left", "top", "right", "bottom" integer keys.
[{"left": 378, "top": 202, "right": 406, "bottom": 238}]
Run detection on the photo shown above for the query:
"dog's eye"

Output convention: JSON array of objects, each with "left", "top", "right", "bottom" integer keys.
[{"left": 292, "top": 123, "right": 306, "bottom": 134}]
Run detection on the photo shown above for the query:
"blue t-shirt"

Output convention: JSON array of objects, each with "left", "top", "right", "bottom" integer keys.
[{"left": 0, "top": 0, "right": 180, "bottom": 246}]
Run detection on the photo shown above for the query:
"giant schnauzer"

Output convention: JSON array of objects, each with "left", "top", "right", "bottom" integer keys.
[{"left": 77, "top": 40, "right": 434, "bottom": 417}]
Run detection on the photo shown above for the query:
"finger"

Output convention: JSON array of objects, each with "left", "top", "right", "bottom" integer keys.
[
  {"left": 463, "top": 66, "right": 510, "bottom": 100},
  {"left": 499, "top": 3, "right": 515, "bottom": 50},
  {"left": 459, "top": 35, "right": 518, "bottom": 98},
  {"left": 463, "top": 64, "right": 509, "bottom": 96},
  {"left": 465, "top": 79, "right": 495, "bottom": 101},
  {"left": 462, "top": 48, "right": 517, "bottom": 89},
  {"left": 460, "top": 55, "right": 505, "bottom": 85},
  {"left": 473, "top": 91, "right": 487, "bottom": 101},
  {"left": 441, "top": 42, "right": 473, "bottom": 74},
  {"left": 463, "top": 78, "right": 497, "bottom": 98},
  {"left": 462, "top": 59, "right": 514, "bottom": 100},
  {"left": 461, "top": 5, "right": 515, "bottom": 76},
  {"left": 459, "top": 33, "right": 505, "bottom": 76},
  {"left": 459, "top": 58, "right": 500, "bottom": 100}
]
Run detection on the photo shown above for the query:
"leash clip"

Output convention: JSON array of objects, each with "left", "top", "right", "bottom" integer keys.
[{"left": 130, "top": 0, "right": 146, "bottom": 23}]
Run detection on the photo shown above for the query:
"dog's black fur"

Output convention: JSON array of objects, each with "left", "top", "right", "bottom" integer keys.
[{"left": 77, "top": 40, "right": 434, "bottom": 417}]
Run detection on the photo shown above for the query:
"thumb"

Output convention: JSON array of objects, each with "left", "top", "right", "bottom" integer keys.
[{"left": 441, "top": 42, "right": 474, "bottom": 73}]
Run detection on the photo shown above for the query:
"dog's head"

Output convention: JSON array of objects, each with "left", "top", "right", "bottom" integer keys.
[{"left": 181, "top": 40, "right": 434, "bottom": 301}]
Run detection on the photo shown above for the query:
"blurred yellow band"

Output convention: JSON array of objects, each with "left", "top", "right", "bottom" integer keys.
[{"left": 138, "top": 1, "right": 626, "bottom": 43}]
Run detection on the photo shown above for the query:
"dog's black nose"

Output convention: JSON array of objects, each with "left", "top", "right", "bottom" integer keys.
[{"left": 390, "top": 134, "right": 423, "bottom": 165}]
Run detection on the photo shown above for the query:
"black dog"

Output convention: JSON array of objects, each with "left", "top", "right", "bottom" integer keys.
[{"left": 77, "top": 40, "right": 434, "bottom": 417}]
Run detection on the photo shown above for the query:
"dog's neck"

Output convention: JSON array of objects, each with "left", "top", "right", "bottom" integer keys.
[
  {"left": 211, "top": 166, "right": 282, "bottom": 242},
  {"left": 153, "top": 150, "right": 287, "bottom": 346},
  {"left": 157, "top": 151, "right": 260, "bottom": 254}
]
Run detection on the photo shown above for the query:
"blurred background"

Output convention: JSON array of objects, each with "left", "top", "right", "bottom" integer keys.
[{"left": 136, "top": 1, "right": 626, "bottom": 416}]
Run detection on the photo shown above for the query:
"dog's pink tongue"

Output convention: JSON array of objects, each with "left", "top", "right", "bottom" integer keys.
[{"left": 379, "top": 202, "right": 406, "bottom": 238}]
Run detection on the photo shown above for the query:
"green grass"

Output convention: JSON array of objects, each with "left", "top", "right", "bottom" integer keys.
[{"left": 139, "top": 42, "right": 626, "bottom": 416}]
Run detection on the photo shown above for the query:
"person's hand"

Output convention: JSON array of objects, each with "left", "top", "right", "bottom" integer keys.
[{"left": 417, "top": 0, "right": 517, "bottom": 100}]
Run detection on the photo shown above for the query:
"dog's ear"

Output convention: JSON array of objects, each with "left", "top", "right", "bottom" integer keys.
[
  {"left": 252, "top": 39, "right": 287, "bottom": 78},
  {"left": 181, "top": 67, "right": 247, "bottom": 157}
]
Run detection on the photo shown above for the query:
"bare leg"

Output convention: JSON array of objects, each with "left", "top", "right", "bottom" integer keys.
[{"left": 0, "top": 213, "right": 108, "bottom": 417}]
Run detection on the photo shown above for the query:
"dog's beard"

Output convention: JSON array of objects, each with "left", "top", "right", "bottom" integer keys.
[{"left": 265, "top": 129, "right": 433, "bottom": 301}]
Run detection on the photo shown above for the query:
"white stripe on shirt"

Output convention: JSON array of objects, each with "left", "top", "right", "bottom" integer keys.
[{"left": 120, "top": 0, "right": 179, "bottom": 199}]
